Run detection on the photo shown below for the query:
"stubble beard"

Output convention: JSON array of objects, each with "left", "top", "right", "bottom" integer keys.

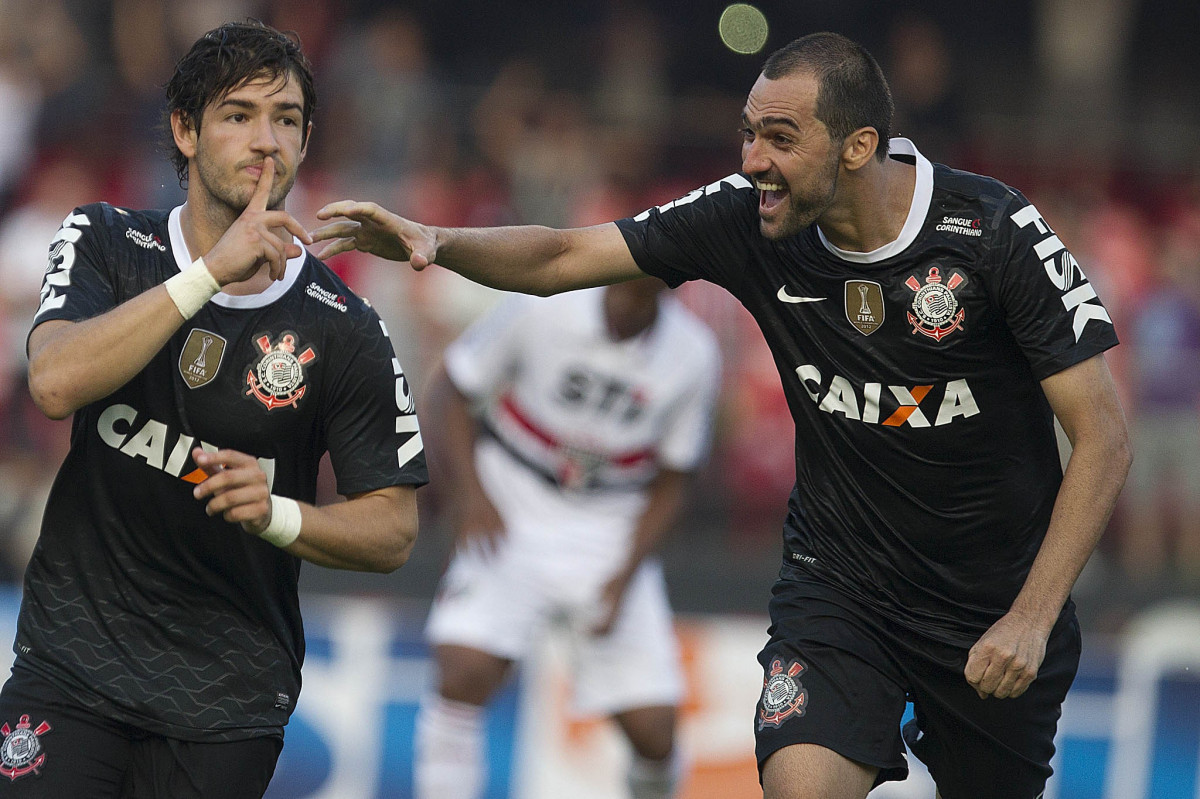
[
  {"left": 193, "top": 149, "right": 294, "bottom": 219},
  {"left": 760, "top": 150, "right": 841, "bottom": 241}
]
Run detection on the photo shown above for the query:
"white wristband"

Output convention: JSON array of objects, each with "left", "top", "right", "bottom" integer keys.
[
  {"left": 164, "top": 257, "right": 220, "bottom": 319},
  {"left": 259, "top": 495, "right": 302, "bottom": 548}
]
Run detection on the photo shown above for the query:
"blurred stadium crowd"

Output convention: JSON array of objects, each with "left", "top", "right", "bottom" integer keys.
[{"left": 0, "top": 0, "right": 1198, "bottom": 629}]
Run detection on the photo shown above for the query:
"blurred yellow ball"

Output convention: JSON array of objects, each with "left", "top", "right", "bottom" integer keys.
[{"left": 719, "top": 4, "right": 769, "bottom": 55}]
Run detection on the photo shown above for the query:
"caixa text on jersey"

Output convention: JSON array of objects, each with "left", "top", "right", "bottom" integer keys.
[
  {"left": 96, "top": 403, "right": 277, "bottom": 488},
  {"left": 795, "top": 366, "right": 979, "bottom": 428}
]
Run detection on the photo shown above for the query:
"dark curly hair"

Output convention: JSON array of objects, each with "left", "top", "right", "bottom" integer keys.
[{"left": 163, "top": 20, "right": 316, "bottom": 185}]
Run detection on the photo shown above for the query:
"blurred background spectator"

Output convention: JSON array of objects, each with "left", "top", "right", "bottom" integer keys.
[
  {"left": 1120, "top": 203, "right": 1200, "bottom": 586},
  {"left": 0, "top": 0, "right": 1196, "bottom": 628}
]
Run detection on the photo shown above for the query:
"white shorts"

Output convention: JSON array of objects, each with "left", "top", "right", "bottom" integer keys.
[{"left": 424, "top": 541, "right": 684, "bottom": 716}]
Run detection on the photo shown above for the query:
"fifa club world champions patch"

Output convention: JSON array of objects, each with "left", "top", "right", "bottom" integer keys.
[
  {"left": 0, "top": 714, "right": 52, "bottom": 780},
  {"left": 758, "top": 658, "right": 808, "bottom": 730}
]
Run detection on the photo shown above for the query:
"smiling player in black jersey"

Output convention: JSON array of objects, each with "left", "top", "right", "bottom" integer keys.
[
  {"left": 310, "top": 31, "right": 1129, "bottom": 799},
  {"left": 0, "top": 20, "right": 426, "bottom": 799}
]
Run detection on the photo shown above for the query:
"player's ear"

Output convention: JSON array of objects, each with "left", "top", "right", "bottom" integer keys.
[
  {"left": 841, "top": 127, "right": 879, "bottom": 172},
  {"left": 171, "top": 109, "right": 199, "bottom": 159},
  {"left": 299, "top": 121, "right": 313, "bottom": 162}
]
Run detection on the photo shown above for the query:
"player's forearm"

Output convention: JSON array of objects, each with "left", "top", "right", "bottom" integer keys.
[
  {"left": 283, "top": 486, "right": 418, "bottom": 572},
  {"left": 616, "top": 469, "right": 689, "bottom": 580},
  {"left": 1008, "top": 422, "right": 1131, "bottom": 631},
  {"left": 433, "top": 223, "right": 639, "bottom": 296},
  {"left": 422, "top": 364, "right": 487, "bottom": 491},
  {"left": 27, "top": 286, "right": 188, "bottom": 419}
]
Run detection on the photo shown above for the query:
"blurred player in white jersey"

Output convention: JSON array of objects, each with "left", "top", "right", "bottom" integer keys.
[{"left": 414, "top": 278, "right": 721, "bottom": 799}]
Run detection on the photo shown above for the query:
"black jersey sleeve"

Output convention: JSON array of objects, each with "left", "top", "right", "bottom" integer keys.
[
  {"left": 32, "top": 204, "right": 120, "bottom": 328},
  {"left": 615, "top": 174, "right": 760, "bottom": 292},
  {"left": 988, "top": 189, "right": 1120, "bottom": 380},
  {"left": 321, "top": 302, "right": 428, "bottom": 495}
]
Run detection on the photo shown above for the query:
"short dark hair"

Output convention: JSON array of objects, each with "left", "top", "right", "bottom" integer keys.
[
  {"left": 761, "top": 32, "right": 893, "bottom": 161},
  {"left": 164, "top": 19, "right": 317, "bottom": 184}
]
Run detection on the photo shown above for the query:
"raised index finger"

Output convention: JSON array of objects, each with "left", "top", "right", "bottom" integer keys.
[{"left": 249, "top": 156, "right": 276, "bottom": 211}]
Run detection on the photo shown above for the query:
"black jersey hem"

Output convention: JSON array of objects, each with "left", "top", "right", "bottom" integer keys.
[{"left": 12, "top": 657, "right": 288, "bottom": 743}]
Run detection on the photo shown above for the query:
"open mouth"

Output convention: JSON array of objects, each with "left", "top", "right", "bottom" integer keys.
[{"left": 756, "top": 180, "right": 788, "bottom": 214}]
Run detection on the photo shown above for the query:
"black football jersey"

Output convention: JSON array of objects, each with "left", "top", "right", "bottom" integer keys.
[
  {"left": 616, "top": 139, "right": 1118, "bottom": 646},
  {"left": 17, "top": 202, "right": 427, "bottom": 741}
]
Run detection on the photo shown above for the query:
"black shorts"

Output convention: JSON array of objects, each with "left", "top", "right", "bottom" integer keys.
[
  {"left": 754, "top": 576, "right": 1081, "bottom": 799},
  {"left": 0, "top": 665, "right": 283, "bottom": 798}
]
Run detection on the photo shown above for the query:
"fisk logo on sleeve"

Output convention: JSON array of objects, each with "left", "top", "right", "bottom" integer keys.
[
  {"left": 1010, "top": 204, "right": 1112, "bottom": 341},
  {"left": 36, "top": 211, "right": 91, "bottom": 319}
]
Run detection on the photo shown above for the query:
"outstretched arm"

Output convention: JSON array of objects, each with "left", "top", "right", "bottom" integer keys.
[
  {"left": 964, "top": 353, "right": 1131, "bottom": 699},
  {"left": 310, "top": 201, "right": 643, "bottom": 295},
  {"left": 191, "top": 447, "right": 418, "bottom": 572}
]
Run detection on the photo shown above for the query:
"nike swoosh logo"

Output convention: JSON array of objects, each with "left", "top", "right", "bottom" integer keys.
[{"left": 777, "top": 286, "right": 826, "bottom": 303}]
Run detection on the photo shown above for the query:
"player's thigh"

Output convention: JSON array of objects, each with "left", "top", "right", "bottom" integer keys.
[
  {"left": 573, "top": 561, "right": 683, "bottom": 717},
  {"left": 123, "top": 735, "right": 282, "bottom": 799},
  {"left": 424, "top": 543, "right": 550, "bottom": 663},
  {"left": 761, "top": 742, "right": 877, "bottom": 799},
  {"left": 0, "top": 666, "right": 132, "bottom": 797},
  {"left": 902, "top": 607, "right": 1081, "bottom": 799},
  {"left": 754, "top": 579, "right": 909, "bottom": 787}
]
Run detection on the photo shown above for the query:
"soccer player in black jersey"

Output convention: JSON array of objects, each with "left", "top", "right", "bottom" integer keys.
[
  {"left": 0, "top": 20, "right": 427, "bottom": 798},
  {"left": 311, "top": 31, "right": 1129, "bottom": 799}
]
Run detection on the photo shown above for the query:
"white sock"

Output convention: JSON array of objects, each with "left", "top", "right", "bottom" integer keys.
[
  {"left": 414, "top": 693, "right": 486, "bottom": 799},
  {"left": 628, "top": 747, "right": 685, "bottom": 799}
]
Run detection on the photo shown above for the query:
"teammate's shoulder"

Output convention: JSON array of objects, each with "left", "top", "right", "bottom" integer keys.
[
  {"left": 64, "top": 203, "right": 170, "bottom": 253},
  {"left": 629, "top": 173, "right": 757, "bottom": 223},
  {"left": 932, "top": 163, "right": 1028, "bottom": 226},
  {"left": 299, "top": 254, "right": 375, "bottom": 317},
  {"left": 71, "top": 202, "right": 166, "bottom": 228}
]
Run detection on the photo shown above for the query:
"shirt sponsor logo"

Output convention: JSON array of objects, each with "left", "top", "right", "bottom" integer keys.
[
  {"left": 381, "top": 319, "right": 424, "bottom": 470},
  {"left": 96, "top": 403, "right": 276, "bottom": 488},
  {"left": 1010, "top": 203, "right": 1112, "bottom": 342},
  {"left": 247, "top": 332, "right": 316, "bottom": 411},
  {"left": 305, "top": 281, "right": 348, "bottom": 312},
  {"left": 179, "top": 329, "right": 226, "bottom": 389},
  {"left": 845, "top": 280, "right": 885, "bottom": 336},
  {"left": 632, "top": 174, "right": 753, "bottom": 221},
  {"left": 936, "top": 215, "right": 982, "bottom": 237},
  {"left": 905, "top": 266, "right": 967, "bottom": 341},
  {"left": 796, "top": 365, "right": 980, "bottom": 428},
  {"left": 125, "top": 228, "right": 167, "bottom": 251},
  {"left": 36, "top": 211, "right": 90, "bottom": 319}
]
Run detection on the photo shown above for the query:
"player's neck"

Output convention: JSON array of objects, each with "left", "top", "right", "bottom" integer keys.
[
  {"left": 178, "top": 201, "right": 278, "bottom": 296},
  {"left": 817, "top": 157, "right": 915, "bottom": 253},
  {"left": 604, "top": 302, "right": 659, "bottom": 341}
]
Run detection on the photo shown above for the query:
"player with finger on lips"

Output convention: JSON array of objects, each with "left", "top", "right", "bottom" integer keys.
[{"left": 0, "top": 20, "right": 426, "bottom": 798}]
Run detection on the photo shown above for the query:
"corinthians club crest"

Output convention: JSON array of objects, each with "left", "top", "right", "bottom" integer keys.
[
  {"left": 1, "top": 715, "right": 51, "bottom": 781},
  {"left": 905, "top": 266, "right": 967, "bottom": 341},
  {"left": 247, "top": 332, "right": 316, "bottom": 411},
  {"left": 758, "top": 658, "right": 808, "bottom": 730}
]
